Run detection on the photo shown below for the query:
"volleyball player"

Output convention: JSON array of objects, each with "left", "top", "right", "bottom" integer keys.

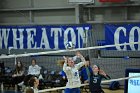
[
  {"left": 63, "top": 51, "right": 86, "bottom": 93},
  {"left": 89, "top": 65, "right": 111, "bottom": 93}
]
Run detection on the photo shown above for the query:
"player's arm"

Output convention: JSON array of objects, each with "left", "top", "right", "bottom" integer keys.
[
  {"left": 100, "top": 69, "right": 111, "bottom": 79},
  {"left": 75, "top": 51, "right": 86, "bottom": 69},
  {"left": 63, "top": 56, "right": 71, "bottom": 71}
]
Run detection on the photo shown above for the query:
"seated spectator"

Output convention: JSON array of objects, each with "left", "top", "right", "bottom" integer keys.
[
  {"left": 28, "top": 59, "right": 41, "bottom": 77},
  {"left": 12, "top": 60, "right": 25, "bottom": 90},
  {"left": 28, "top": 59, "right": 44, "bottom": 90}
]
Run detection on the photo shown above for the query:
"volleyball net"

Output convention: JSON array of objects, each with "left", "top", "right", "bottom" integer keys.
[{"left": 0, "top": 42, "right": 140, "bottom": 92}]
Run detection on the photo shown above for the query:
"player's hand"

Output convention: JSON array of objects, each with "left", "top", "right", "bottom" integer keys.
[
  {"left": 99, "top": 69, "right": 107, "bottom": 76},
  {"left": 63, "top": 56, "right": 67, "bottom": 60},
  {"left": 76, "top": 51, "right": 82, "bottom": 57}
]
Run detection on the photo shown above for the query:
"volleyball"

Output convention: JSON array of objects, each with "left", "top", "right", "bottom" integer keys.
[{"left": 65, "top": 41, "right": 74, "bottom": 49}]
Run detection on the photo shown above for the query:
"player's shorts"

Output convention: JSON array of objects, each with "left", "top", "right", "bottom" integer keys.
[{"left": 64, "top": 88, "right": 80, "bottom": 93}]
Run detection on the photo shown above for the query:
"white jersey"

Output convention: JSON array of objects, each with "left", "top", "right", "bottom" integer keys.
[
  {"left": 28, "top": 65, "right": 41, "bottom": 76},
  {"left": 63, "top": 62, "right": 85, "bottom": 88}
]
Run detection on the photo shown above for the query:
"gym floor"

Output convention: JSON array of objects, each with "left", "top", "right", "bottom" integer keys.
[{"left": 104, "top": 89, "right": 124, "bottom": 93}]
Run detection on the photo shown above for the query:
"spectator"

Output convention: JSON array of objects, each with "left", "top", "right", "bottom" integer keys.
[
  {"left": 25, "top": 87, "right": 34, "bottom": 93},
  {"left": 25, "top": 76, "right": 39, "bottom": 93},
  {"left": 12, "top": 60, "right": 25, "bottom": 90},
  {"left": 28, "top": 59, "right": 41, "bottom": 77},
  {"left": 18, "top": 59, "right": 42, "bottom": 90}
]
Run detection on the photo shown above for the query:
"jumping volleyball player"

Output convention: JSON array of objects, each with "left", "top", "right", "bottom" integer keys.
[{"left": 63, "top": 51, "right": 86, "bottom": 93}]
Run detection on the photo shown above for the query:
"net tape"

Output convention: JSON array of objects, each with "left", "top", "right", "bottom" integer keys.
[{"left": 0, "top": 42, "right": 139, "bottom": 59}]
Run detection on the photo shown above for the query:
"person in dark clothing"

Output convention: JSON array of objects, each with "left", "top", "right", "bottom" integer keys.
[
  {"left": 12, "top": 61, "right": 25, "bottom": 91},
  {"left": 80, "top": 55, "right": 92, "bottom": 84},
  {"left": 89, "top": 65, "right": 111, "bottom": 93},
  {"left": 12, "top": 61, "right": 25, "bottom": 84}
]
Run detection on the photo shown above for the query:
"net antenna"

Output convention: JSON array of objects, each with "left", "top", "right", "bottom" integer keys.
[{"left": 68, "top": 0, "right": 94, "bottom": 4}]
